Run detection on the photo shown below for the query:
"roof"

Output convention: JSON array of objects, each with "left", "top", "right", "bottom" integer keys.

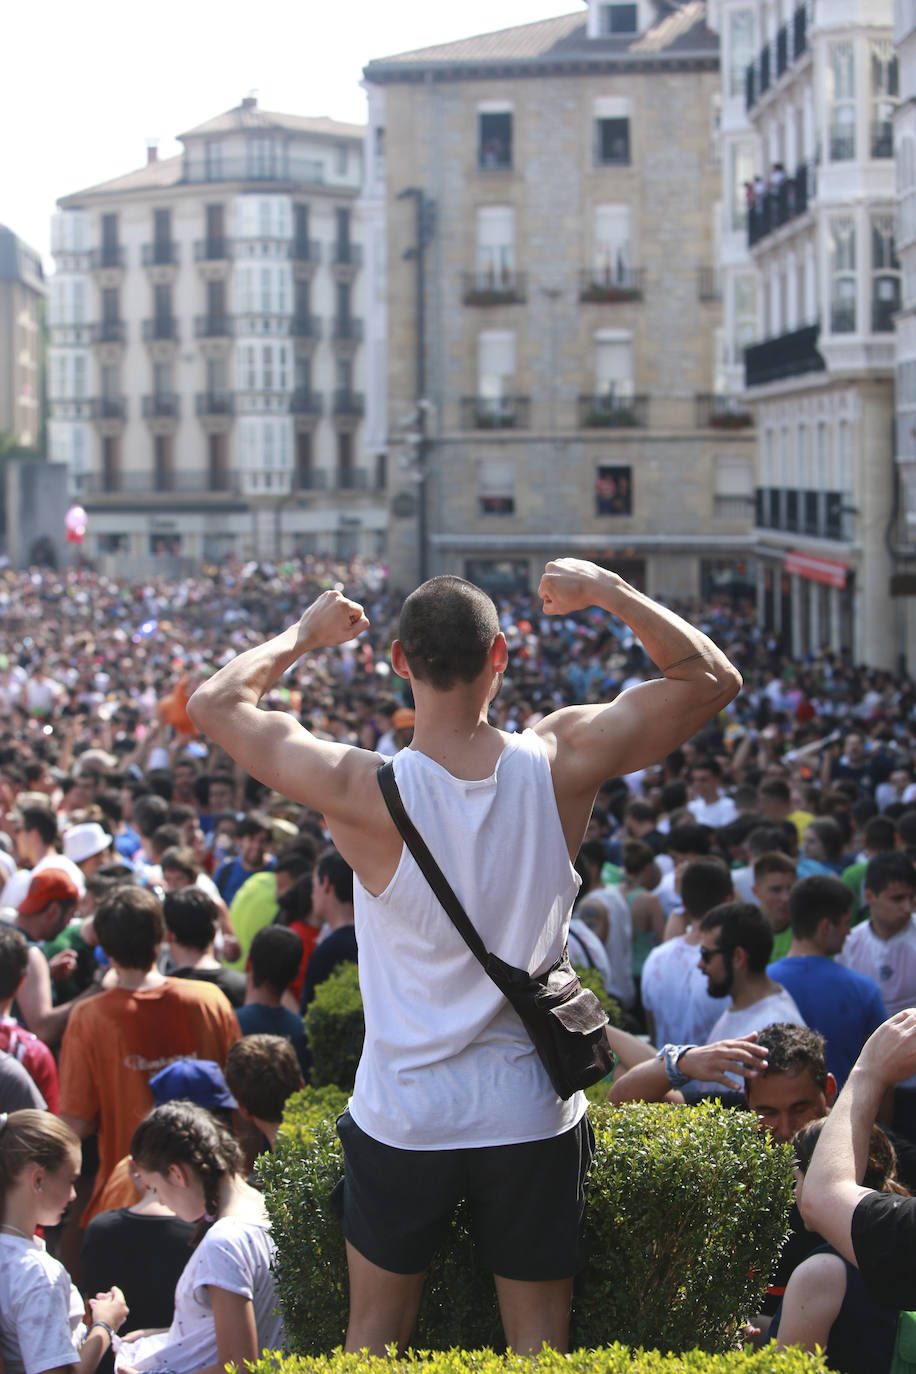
[
  {"left": 364, "top": 4, "right": 718, "bottom": 79},
  {"left": 59, "top": 154, "right": 185, "bottom": 204},
  {"left": 0, "top": 225, "right": 46, "bottom": 289},
  {"left": 179, "top": 104, "right": 364, "bottom": 142}
]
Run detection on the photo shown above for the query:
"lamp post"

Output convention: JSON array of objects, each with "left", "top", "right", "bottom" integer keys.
[{"left": 397, "top": 186, "right": 436, "bottom": 583}]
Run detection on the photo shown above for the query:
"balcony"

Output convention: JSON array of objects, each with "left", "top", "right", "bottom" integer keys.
[
  {"left": 49, "top": 323, "right": 93, "bottom": 346},
  {"left": 290, "top": 238, "right": 321, "bottom": 263},
  {"left": 89, "top": 246, "right": 125, "bottom": 270},
  {"left": 697, "top": 267, "right": 721, "bottom": 301},
  {"left": 196, "top": 392, "right": 234, "bottom": 416},
  {"left": 332, "top": 390, "right": 365, "bottom": 417},
  {"left": 335, "top": 467, "right": 374, "bottom": 490},
  {"left": 194, "top": 315, "right": 234, "bottom": 338},
  {"left": 183, "top": 156, "right": 324, "bottom": 185},
  {"left": 461, "top": 270, "right": 527, "bottom": 306},
  {"left": 142, "top": 394, "right": 180, "bottom": 419},
  {"left": 461, "top": 396, "right": 530, "bottom": 429},
  {"left": 142, "top": 242, "right": 179, "bottom": 266},
  {"left": 746, "top": 6, "right": 809, "bottom": 111},
  {"left": 332, "top": 316, "right": 364, "bottom": 342},
  {"left": 194, "top": 238, "right": 231, "bottom": 262},
  {"left": 744, "top": 323, "right": 825, "bottom": 388},
  {"left": 142, "top": 317, "right": 179, "bottom": 342},
  {"left": 291, "top": 314, "right": 322, "bottom": 340},
  {"left": 290, "top": 389, "right": 323, "bottom": 415},
  {"left": 332, "top": 242, "right": 363, "bottom": 268},
  {"left": 696, "top": 394, "right": 754, "bottom": 429},
  {"left": 756, "top": 486, "right": 851, "bottom": 541},
  {"left": 293, "top": 468, "right": 329, "bottom": 491},
  {"left": 578, "top": 393, "right": 648, "bottom": 428},
  {"left": 88, "top": 397, "right": 127, "bottom": 420},
  {"left": 81, "top": 470, "right": 243, "bottom": 496},
  {"left": 579, "top": 268, "right": 645, "bottom": 303},
  {"left": 747, "top": 163, "right": 814, "bottom": 247},
  {"left": 872, "top": 121, "right": 894, "bottom": 159},
  {"left": 873, "top": 282, "right": 901, "bottom": 333},
  {"left": 90, "top": 321, "right": 126, "bottom": 345}
]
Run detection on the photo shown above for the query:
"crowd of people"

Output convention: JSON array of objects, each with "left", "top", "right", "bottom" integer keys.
[{"left": 1, "top": 554, "right": 916, "bottom": 1369}]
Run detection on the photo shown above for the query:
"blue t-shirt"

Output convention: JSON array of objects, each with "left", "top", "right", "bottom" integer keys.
[
  {"left": 767, "top": 954, "right": 887, "bottom": 1086},
  {"left": 235, "top": 1003, "right": 308, "bottom": 1077},
  {"left": 215, "top": 856, "right": 275, "bottom": 906}
]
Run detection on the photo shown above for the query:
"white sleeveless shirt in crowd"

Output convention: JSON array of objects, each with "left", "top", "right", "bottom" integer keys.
[{"left": 349, "top": 728, "right": 587, "bottom": 1150}]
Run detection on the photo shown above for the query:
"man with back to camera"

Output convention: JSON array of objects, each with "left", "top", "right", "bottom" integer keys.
[{"left": 187, "top": 557, "right": 741, "bottom": 1356}]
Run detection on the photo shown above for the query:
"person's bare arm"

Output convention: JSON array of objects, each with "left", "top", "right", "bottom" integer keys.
[
  {"left": 609, "top": 1034, "right": 768, "bottom": 1104},
  {"left": 534, "top": 561, "right": 741, "bottom": 849},
  {"left": 774, "top": 1252, "right": 846, "bottom": 1355},
  {"left": 799, "top": 1009, "right": 916, "bottom": 1262},
  {"left": 60, "top": 1112, "right": 97, "bottom": 1139},
  {"left": 187, "top": 591, "right": 391, "bottom": 884},
  {"left": 16, "top": 947, "right": 94, "bottom": 1048}
]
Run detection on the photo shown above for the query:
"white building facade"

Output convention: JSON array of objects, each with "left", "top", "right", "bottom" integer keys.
[
  {"left": 48, "top": 98, "right": 385, "bottom": 572},
  {"left": 713, "top": 0, "right": 900, "bottom": 666}
]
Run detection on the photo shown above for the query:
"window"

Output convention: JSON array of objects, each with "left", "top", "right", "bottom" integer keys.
[
  {"left": 235, "top": 196, "right": 292, "bottom": 241},
  {"left": 153, "top": 209, "right": 171, "bottom": 262},
  {"left": 596, "top": 465, "right": 632, "bottom": 515},
  {"left": 596, "top": 118, "right": 630, "bottom": 166},
  {"left": 595, "top": 332, "right": 634, "bottom": 398},
  {"left": 733, "top": 275, "right": 758, "bottom": 358},
  {"left": 714, "top": 457, "right": 753, "bottom": 518},
  {"left": 337, "top": 430, "right": 354, "bottom": 484},
  {"left": 828, "top": 43, "right": 856, "bottom": 160},
  {"left": 798, "top": 424, "right": 811, "bottom": 488},
  {"left": 98, "top": 533, "right": 127, "bottom": 554},
  {"left": 335, "top": 143, "right": 348, "bottom": 175},
  {"left": 477, "top": 330, "right": 515, "bottom": 402},
  {"left": 153, "top": 435, "right": 174, "bottom": 491},
  {"left": 234, "top": 261, "right": 291, "bottom": 315},
  {"left": 295, "top": 431, "right": 313, "bottom": 488},
  {"left": 729, "top": 141, "right": 755, "bottom": 231},
  {"left": 205, "top": 141, "right": 223, "bottom": 180},
  {"left": 235, "top": 342, "right": 290, "bottom": 392},
  {"left": 153, "top": 362, "right": 172, "bottom": 396},
  {"left": 594, "top": 205, "right": 632, "bottom": 285},
  {"left": 829, "top": 218, "right": 856, "bottom": 333},
  {"left": 248, "top": 137, "right": 276, "bottom": 179},
  {"left": 600, "top": 3, "right": 638, "bottom": 34},
  {"left": 871, "top": 40, "right": 899, "bottom": 157},
  {"left": 478, "top": 111, "right": 512, "bottom": 169},
  {"left": 872, "top": 214, "right": 901, "bottom": 331},
  {"left": 728, "top": 9, "right": 755, "bottom": 97},
  {"left": 475, "top": 206, "right": 515, "bottom": 284},
  {"left": 478, "top": 459, "right": 515, "bottom": 515}
]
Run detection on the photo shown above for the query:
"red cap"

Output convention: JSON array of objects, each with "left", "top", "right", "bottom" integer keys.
[{"left": 17, "top": 868, "right": 80, "bottom": 917}]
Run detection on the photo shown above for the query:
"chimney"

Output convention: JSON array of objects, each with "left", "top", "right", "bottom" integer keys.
[
  {"left": 146, "top": 141, "right": 159, "bottom": 164},
  {"left": 241, "top": 95, "right": 257, "bottom": 110}
]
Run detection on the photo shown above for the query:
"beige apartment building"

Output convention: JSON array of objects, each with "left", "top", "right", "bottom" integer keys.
[
  {"left": 0, "top": 225, "right": 45, "bottom": 451},
  {"left": 364, "top": 0, "right": 756, "bottom": 598},
  {"left": 48, "top": 98, "right": 383, "bottom": 572}
]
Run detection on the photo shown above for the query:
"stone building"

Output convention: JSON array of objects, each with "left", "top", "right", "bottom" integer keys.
[
  {"left": 894, "top": 0, "right": 916, "bottom": 669},
  {"left": 364, "top": 0, "right": 757, "bottom": 598},
  {"left": 0, "top": 225, "right": 45, "bottom": 451},
  {"left": 718, "top": 0, "right": 899, "bottom": 666},
  {"left": 47, "top": 98, "right": 384, "bottom": 573}
]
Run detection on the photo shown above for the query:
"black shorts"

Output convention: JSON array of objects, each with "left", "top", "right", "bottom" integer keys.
[{"left": 330, "top": 1109, "right": 594, "bottom": 1280}]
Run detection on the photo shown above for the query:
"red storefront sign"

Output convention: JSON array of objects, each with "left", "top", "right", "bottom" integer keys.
[{"left": 783, "top": 551, "right": 849, "bottom": 588}]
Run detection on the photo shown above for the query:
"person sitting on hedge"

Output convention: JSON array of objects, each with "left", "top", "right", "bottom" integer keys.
[
  {"left": 225, "top": 1034, "right": 303, "bottom": 1152},
  {"left": 771, "top": 1116, "right": 906, "bottom": 1373},
  {"left": 186, "top": 558, "right": 741, "bottom": 1357},
  {"left": 237, "top": 926, "right": 308, "bottom": 1077}
]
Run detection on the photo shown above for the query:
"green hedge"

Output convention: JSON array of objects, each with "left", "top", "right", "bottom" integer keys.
[
  {"left": 304, "top": 962, "right": 364, "bottom": 1090},
  {"left": 258, "top": 1095, "right": 794, "bottom": 1358},
  {"left": 250, "top": 1346, "right": 826, "bottom": 1373}
]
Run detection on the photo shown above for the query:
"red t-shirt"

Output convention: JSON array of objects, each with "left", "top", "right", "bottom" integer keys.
[{"left": 0, "top": 1015, "right": 60, "bottom": 1112}]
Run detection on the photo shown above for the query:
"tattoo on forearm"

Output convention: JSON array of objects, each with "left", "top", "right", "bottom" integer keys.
[{"left": 661, "top": 650, "right": 707, "bottom": 673}]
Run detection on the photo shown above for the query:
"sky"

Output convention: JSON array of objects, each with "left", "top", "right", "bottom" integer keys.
[{"left": 4, "top": 0, "right": 581, "bottom": 269}]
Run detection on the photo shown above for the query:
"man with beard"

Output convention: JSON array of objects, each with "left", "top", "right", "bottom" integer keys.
[{"left": 699, "top": 901, "right": 805, "bottom": 1048}]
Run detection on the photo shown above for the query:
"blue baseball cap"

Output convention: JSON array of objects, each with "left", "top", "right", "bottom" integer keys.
[{"left": 150, "top": 1059, "right": 237, "bottom": 1110}]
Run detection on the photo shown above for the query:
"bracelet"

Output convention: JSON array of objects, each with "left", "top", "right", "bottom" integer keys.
[
  {"left": 87, "top": 1321, "right": 113, "bottom": 1344},
  {"left": 657, "top": 1043, "right": 698, "bottom": 1089}
]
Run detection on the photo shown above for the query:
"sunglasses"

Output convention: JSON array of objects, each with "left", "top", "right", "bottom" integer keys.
[{"left": 698, "top": 944, "right": 730, "bottom": 962}]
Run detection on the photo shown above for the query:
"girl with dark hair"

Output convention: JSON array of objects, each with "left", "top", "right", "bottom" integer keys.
[
  {"left": 115, "top": 1101, "right": 285, "bottom": 1374},
  {"left": 773, "top": 1117, "right": 904, "bottom": 1372},
  {"left": 0, "top": 1110, "right": 128, "bottom": 1374}
]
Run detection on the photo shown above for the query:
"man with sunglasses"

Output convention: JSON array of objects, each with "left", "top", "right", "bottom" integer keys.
[{"left": 699, "top": 901, "right": 805, "bottom": 1051}]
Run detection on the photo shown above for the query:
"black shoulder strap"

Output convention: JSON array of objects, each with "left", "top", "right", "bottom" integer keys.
[{"left": 376, "top": 760, "right": 490, "bottom": 969}]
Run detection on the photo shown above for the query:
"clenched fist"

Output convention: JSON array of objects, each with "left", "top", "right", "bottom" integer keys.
[
  {"left": 538, "top": 559, "right": 622, "bottom": 616},
  {"left": 296, "top": 590, "right": 370, "bottom": 651}
]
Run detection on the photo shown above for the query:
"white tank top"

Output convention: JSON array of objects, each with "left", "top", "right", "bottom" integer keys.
[{"left": 349, "top": 728, "right": 587, "bottom": 1149}]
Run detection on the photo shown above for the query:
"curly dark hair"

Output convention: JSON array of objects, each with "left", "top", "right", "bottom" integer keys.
[{"left": 129, "top": 1100, "right": 243, "bottom": 1228}]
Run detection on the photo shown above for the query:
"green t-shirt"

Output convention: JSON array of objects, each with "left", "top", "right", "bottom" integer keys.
[
  {"left": 770, "top": 925, "right": 793, "bottom": 962},
  {"left": 42, "top": 919, "right": 96, "bottom": 1004}
]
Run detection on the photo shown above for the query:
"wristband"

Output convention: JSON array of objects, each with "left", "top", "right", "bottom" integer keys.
[
  {"left": 657, "top": 1043, "right": 698, "bottom": 1089},
  {"left": 87, "top": 1321, "right": 114, "bottom": 1344}
]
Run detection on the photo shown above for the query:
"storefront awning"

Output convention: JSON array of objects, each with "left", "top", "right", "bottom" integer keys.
[{"left": 784, "top": 550, "right": 849, "bottom": 588}]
